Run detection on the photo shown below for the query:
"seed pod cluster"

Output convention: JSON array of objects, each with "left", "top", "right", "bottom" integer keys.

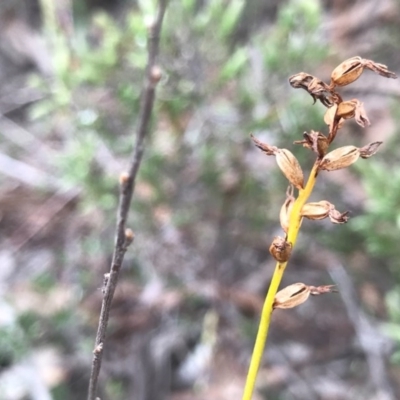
[{"left": 252, "top": 57, "right": 396, "bottom": 311}]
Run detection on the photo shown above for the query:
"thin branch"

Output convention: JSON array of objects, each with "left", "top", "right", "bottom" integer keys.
[{"left": 87, "top": 1, "right": 169, "bottom": 399}]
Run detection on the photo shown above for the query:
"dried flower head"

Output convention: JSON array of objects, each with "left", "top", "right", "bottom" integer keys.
[
  {"left": 289, "top": 72, "right": 334, "bottom": 107},
  {"left": 294, "top": 130, "right": 329, "bottom": 157}
]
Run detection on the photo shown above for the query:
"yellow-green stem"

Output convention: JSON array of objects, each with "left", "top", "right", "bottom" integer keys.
[{"left": 241, "top": 162, "right": 319, "bottom": 400}]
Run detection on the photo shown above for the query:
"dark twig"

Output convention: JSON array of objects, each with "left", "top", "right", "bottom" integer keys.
[{"left": 87, "top": 1, "right": 168, "bottom": 399}]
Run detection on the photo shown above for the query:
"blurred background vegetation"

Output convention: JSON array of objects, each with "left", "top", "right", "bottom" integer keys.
[{"left": 0, "top": 0, "right": 400, "bottom": 399}]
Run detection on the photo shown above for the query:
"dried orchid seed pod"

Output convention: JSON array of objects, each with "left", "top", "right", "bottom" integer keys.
[
  {"left": 336, "top": 100, "right": 357, "bottom": 119},
  {"left": 251, "top": 136, "right": 304, "bottom": 189},
  {"left": 275, "top": 149, "right": 304, "bottom": 190},
  {"left": 331, "top": 56, "right": 364, "bottom": 87},
  {"left": 269, "top": 236, "right": 292, "bottom": 262},
  {"left": 319, "top": 146, "right": 360, "bottom": 171},
  {"left": 273, "top": 283, "right": 310, "bottom": 309},
  {"left": 301, "top": 200, "right": 332, "bottom": 220},
  {"left": 336, "top": 99, "right": 370, "bottom": 128}
]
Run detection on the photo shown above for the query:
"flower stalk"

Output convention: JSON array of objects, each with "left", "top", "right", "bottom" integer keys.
[{"left": 242, "top": 56, "right": 397, "bottom": 400}]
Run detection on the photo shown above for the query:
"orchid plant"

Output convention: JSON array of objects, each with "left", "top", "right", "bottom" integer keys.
[{"left": 242, "top": 56, "right": 397, "bottom": 400}]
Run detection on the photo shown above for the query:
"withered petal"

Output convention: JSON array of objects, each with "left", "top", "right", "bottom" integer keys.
[
  {"left": 309, "top": 285, "right": 338, "bottom": 295},
  {"left": 359, "top": 141, "right": 383, "bottom": 158},
  {"left": 251, "top": 134, "right": 278, "bottom": 155},
  {"left": 329, "top": 209, "right": 350, "bottom": 224}
]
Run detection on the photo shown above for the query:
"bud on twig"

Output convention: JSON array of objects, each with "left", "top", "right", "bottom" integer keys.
[
  {"left": 150, "top": 65, "right": 163, "bottom": 85},
  {"left": 269, "top": 236, "right": 292, "bottom": 262},
  {"left": 119, "top": 171, "right": 130, "bottom": 186}
]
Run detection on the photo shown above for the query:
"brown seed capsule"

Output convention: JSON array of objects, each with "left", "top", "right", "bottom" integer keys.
[
  {"left": 276, "top": 149, "right": 304, "bottom": 190},
  {"left": 273, "top": 283, "right": 310, "bottom": 309},
  {"left": 273, "top": 283, "right": 338, "bottom": 309},
  {"left": 336, "top": 100, "right": 357, "bottom": 119},
  {"left": 301, "top": 200, "right": 332, "bottom": 220},
  {"left": 331, "top": 56, "right": 364, "bottom": 87},
  {"left": 319, "top": 146, "right": 360, "bottom": 171},
  {"left": 269, "top": 236, "right": 292, "bottom": 262},
  {"left": 279, "top": 186, "right": 295, "bottom": 233},
  {"left": 336, "top": 99, "right": 370, "bottom": 128},
  {"left": 331, "top": 56, "right": 397, "bottom": 87}
]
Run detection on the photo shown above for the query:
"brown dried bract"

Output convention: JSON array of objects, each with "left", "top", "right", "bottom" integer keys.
[{"left": 269, "top": 236, "right": 292, "bottom": 262}]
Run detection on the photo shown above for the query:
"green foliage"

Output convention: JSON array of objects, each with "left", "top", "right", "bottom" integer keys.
[
  {"left": 383, "top": 288, "right": 400, "bottom": 363},
  {"left": 351, "top": 159, "right": 400, "bottom": 261}
]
